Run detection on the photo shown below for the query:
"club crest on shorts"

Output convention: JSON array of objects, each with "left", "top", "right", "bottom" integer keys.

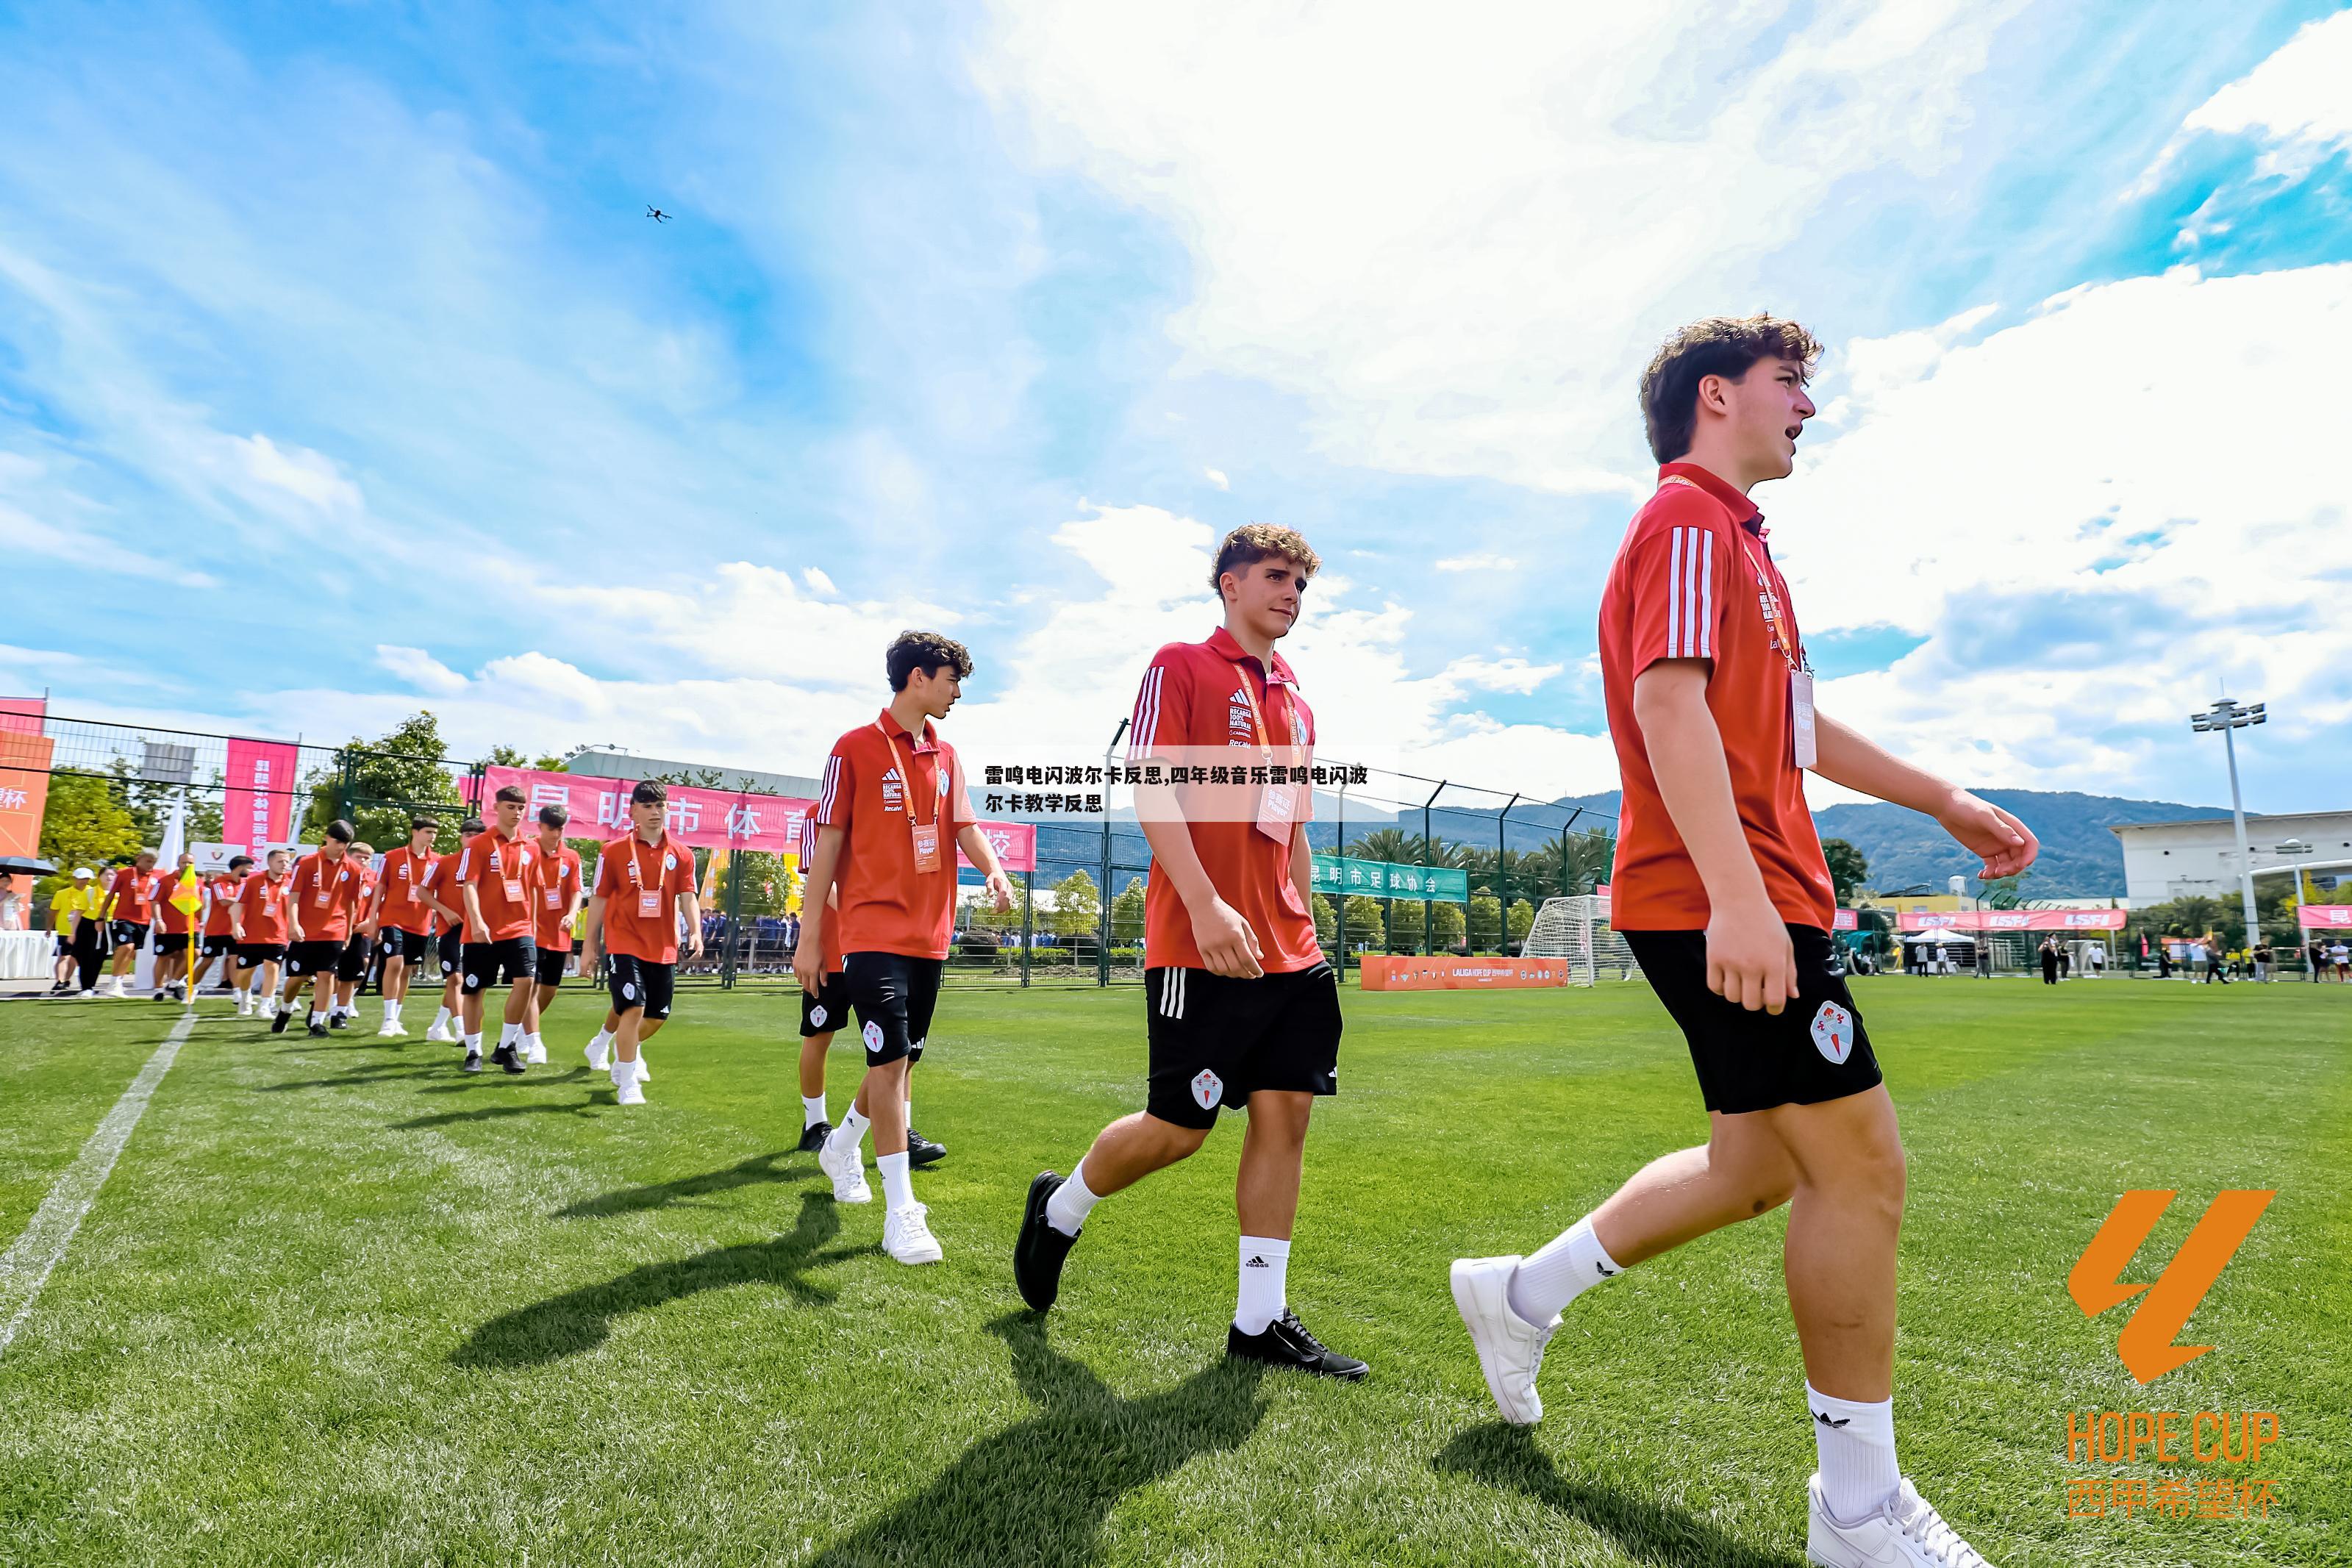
[
  {"left": 1191, "top": 1068, "right": 1223, "bottom": 1110},
  {"left": 1810, "top": 1000, "right": 1854, "bottom": 1064},
  {"left": 863, "top": 1020, "right": 884, "bottom": 1052},
  {"left": 809, "top": 1004, "right": 826, "bottom": 1028},
  {"left": 621, "top": 981, "right": 636, "bottom": 1001}
]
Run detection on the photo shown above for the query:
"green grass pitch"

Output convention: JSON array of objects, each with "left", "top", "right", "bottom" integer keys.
[{"left": 1, "top": 978, "right": 2345, "bottom": 1566}]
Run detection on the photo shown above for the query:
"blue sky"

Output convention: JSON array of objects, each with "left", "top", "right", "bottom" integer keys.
[{"left": 4, "top": 1, "right": 2348, "bottom": 816}]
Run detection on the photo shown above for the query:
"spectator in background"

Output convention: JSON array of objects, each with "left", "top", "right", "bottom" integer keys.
[
  {"left": 2253, "top": 942, "right": 2271, "bottom": 983},
  {"left": 2038, "top": 936, "right": 2059, "bottom": 986},
  {"left": 2312, "top": 937, "right": 2328, "bottom": 981},
  {"left": 0, "top": 869, "right": 23, "bottom": 932},
  {"left": 2056, "top": 940, "right": 2070, "bottom": 981},
  {"left": 61, "top": 867, "right": 110, "bottom": 997},
  {"left": 2087, "top": 942, "right": 2105, "bottom": 978},
  {"left": 2155, "top": 942, "right": 2173, "bottom": 979},
  {"left": 2186, "top": 937, "right": 2208, "bottom": 982},
  {"left": 2332, "top": 939, "right": 2350, "bottom": 981}
]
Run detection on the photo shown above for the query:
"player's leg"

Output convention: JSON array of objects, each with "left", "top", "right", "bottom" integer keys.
[
  {"left": 585, "top": 1005, "right": 619, "bottom": 1070},
  {"left": 796, "top": 971, "right": 846, "bottom": 1152},
  {"left": 490, "top": 940, "right": 535, "bottom": 1073},
  {"left": 108, "top": 924, "right": 136, "bottom": 993},
  {"left": 427, "top": 931, "right": 460, "bottom": 1041},
  {"left": 900, "top": 958, "right": 946, "bottom": 1167},
  {"left": 525, "top": 964, "right": 559, "bottom": 1064},
  {"left": 458, "top": 942, "right": 493, "bottom": 1070},
  {"left": 379, "top": 937, "right": 408, "bottom": 1036},
  {"left": 604, "top": 956, "right": 669, "bottom": 1103}
]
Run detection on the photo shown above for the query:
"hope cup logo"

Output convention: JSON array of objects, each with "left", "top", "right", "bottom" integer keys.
[{"left": 2070, "top": 1189, "right": 2274, "bottom": 1383}]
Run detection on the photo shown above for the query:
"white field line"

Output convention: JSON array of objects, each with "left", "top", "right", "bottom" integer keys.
[{"left": 0, "top": 1009, "right": 193, "bottom": 1356}]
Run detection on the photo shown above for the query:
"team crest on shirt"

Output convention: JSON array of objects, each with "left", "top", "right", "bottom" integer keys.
[
  {"left": 1191, "top": 1068, "right": 1223, "bottom": 1110},
  {"left": 1809, "top": 1001, "right": 1854, "bottom": 1064}
]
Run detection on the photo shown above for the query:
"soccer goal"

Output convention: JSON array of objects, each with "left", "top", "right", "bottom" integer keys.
[{"left": 1523, "top": 895, "right": 1641, "bottom": 987}]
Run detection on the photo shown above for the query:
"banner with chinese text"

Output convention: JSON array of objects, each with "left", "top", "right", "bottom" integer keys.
[
  {"left": 1309, "top": 854, "right": 1470, "bottom": 903},
  {"left": 223, "top": 737, "right": 299, "bottom": 855}
]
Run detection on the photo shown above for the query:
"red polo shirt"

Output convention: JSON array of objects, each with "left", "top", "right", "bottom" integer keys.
[
  {"left": 1127, "top": 625, "right": 1322, "bottom": 973},
  {"left": 593, "top": 830, "right": 695, "bottom": 963},
  {"left": 813, "top": 708, "right": 975, "bottom": 960},
  {"left": 1598, "top": 461, "right": 1834, "bottom": 931},
  {"left": 238, "top": 872, "right": 292, "bottom": 945},
  {"left": 107, "top": 867, "right": 159, "bottom": 924},
  {"left": 289, "top": 851, "right": 368, "bottom": 942},
  {"left": 377, "top": 848, "right": 440, "bottom": 935},
  {"left": 454, "top": 827, "right": 537, "bottom": 942},
  {"left": 533, "top": 842, "right": 584, "bottom": 953},
  {"left": 203, "top": 873, "right": 244, "bottom": 937}
]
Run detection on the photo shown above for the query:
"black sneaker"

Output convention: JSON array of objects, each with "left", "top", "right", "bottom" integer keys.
[
  {"left": 907, "top": 1128, "right": 947, "bottom": 1168},
  {"left": 491, "top": 1044, "right": 526, "bottom": 1075},
  {"left": 1226, "top": 1311, "right": 1368, "bottom": 1381},
  {"left": 307, "top": 1018, "right": 329, "bottom": 1037},
  {"left": 329, "top": 1013, "right": 348, "bottom": 1030},
  {"left": 271, "top": 1008, "right": 293, "bottom": 1034},
  {"left": 463, "top": 1050, "right": 484, "bottom": 1073},
  {"left": 797, "top": 1120, "right": 833, "bottom": 1153},
  {"left": 1012, "top": 1171, "right": 1080, "bottom": 1312}
]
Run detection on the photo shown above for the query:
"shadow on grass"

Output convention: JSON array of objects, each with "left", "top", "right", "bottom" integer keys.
[
  {"left": 808, "top": 1314, "right": 1268, "bottom": 1567},
  {"left": 556, "top": 1150, "right": 812, "bottom": 1219},
  {"left": 261, "top": 1064, "right": 448, "bottom": 1092},
  {"left": 1432, "top": 1424, "right": 1799, "bottom": 1568},
  {"left": 393, "top": 1102, "right": 604, "bottom": 1130},
  {"left": 452, "top": 1191, "right": 859, "bottom": 1367},
  {"left": 412, "top": 1067, "right": 593, "bottom": 1095}
]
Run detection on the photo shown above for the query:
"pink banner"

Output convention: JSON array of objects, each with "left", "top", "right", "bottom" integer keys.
[
  {"left": 224, "top": 737, "right": 299, "bottom": 853},
  {"left": 1896, "top": 907, "right": 2126, "bottom": 932},
  {"left": 1832, "top": 909, "right": 1858, "bottom": 931},
  {"left": 0, "top": 696, "right": 43, "bottom": 736},
  {"left": 478, "top": 767, "right": 1036, "bottom": 873},
  {"left": 2298, "top": 906, "right": 2352, "bottom": 930}
]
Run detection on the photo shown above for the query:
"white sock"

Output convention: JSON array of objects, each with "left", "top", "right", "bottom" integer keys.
[
  {"left": 498, "top": 1022, "right": 520, "bottom": 1048},
  {"left": 1045, "top": 1161, "right": 1101, "bottom": 1238},
  {"left": 878, "top": 1150, "right": 914, "bottom": 1211},
  {"left": 432, "top": 1006, "right": 451, "bottom": 1031},
  {"left": 902, "top": 1092, "right": 912, "bottom": 1126},
  {"left": 833, "top": 1106, "right": 871, "bottom": 1153},
  {"left": 1508, "top": 1215, "right": 1623, "bottom": 1325},
  {"left": 382, "top": 998, "right": 396, "bottom": 1021},
  {"left": 1234, "top": 1235, "right": 1290, "bottom": 1336},
  {"left": 802, "top": 1094, "right": 828, "bottom": 1128},
  {"left": 1809, "top": 1383, "right": 1900, "bottom": 1522},
  {"left": 465, "top": 1032, "right": 482, "bottom": 1053}
]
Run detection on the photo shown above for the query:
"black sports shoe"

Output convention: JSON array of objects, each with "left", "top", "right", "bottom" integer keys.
[
  {"left": 307, "top": 1018, "right": 329, "bottom": 1037},
  {"left": 271, "top": 1008, "right": 293, "bottom": 1034},
  {"left": 1012, "top": 1171, "right": 1080, "bottom": 1312},
  {"left": 797, "top": 1120, "right": 833, "bottom": 1153},
  {"left": 1226, "top": 1311, "right": 1368, "bottom": 1381},
  {"left": 463, "top": 1050, "right": 485, "bottom": 1073},
  {"left": 907, "top": 1128, "right": 947, "bottom": 1168},
  {"left": 329, "top": 1013, "right": 348, "bottom": 1030},
  {"left": 491, "top": 1044, "right": 526, "bottom": 1075}
]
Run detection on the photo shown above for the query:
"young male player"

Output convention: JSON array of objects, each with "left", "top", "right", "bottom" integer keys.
[
  {"left": 795, "top": 631, "right": 1013, "bottom": 1265},
  {"left": 232, "top": 848, "right": 293, "bottom": 1017},
  {"left": 275, "top": 820, "right": 365, "bottom": 1038},
  {"left": 1012, "top": 528, "right": 1361, "bottom": 1378},
  {"left": 151, "top": 850, "right": 199, "bottom": 1001},
  {"left": 1448, "top": 315, "right": 2036, "bottom": 1568},
  {"left": 580, "top": 781, "right": 701, "bottom": 1106},
  {"left": 454, "top": 787, "right": 540, "bottom": 1074},
  {"left": 367, "top": 820, "right": 439, "bottom": 1037},
  {"left": 523, "top": 803, "right": 585, "bottom": 1065},
  {"left": 100, "top": 850, "right": 160, "bottom": 998},
  {"left": 421, "top": 817, "right": 479, "bottom": 1042},
  {"left": 190, "top": 854, "right": 252, "bottom": 1004},
  {"left": 794, "top": 888, "right": 847, "bottom": 1153},
  {"left": 328, "top": 840, "right": 378, "bottom": 1028}
]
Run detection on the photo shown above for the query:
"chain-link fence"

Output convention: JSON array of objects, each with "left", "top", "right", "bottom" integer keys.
[{"left": 5, "top": 712, "right": 1619, "bottom": 991}]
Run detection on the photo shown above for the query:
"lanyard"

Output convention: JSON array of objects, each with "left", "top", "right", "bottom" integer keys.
[
  {"left": 876, "top": 720, "right": 946, "bottom": 828},
  {"left": 1230, "top": 662, "right": 1300, "bottom": 754},
  {"left": 627, "top": 833, "right": 661, "bottom": 890}
]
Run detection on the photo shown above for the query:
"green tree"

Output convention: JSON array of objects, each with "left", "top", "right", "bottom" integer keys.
[
  {"left": 1980, "top": 871, "right": 2031, "bottom": 910},
  {"left": 1431, "top": 900, "right": 1467, "bottom": 951},
  {"left": 1050, "top": 869, "right": 1101, "bottom": 939},
  {"left": 1346, "top": 827, "right": 1423, "bottom": 863},
  {"left": 1311, "top": 892, "right": 1337, "bottom": 948},
  {"left": 1468, "top": 893, "right": 1504, "bottom": 950},
  {"left": 1820, "top": 838, "right": 1869, "bottom": 903},
  {"left": 1388, "top": 899, "right": 1425, "bottom": 953},
  {"left": 1109, "top": 876, "right": 1148, "bottom": 943},
  {"left": 303, "top": 711, "right": 469, "bottom": 849},
  {"left": 1507, "top": 898, "right": 1536, "bottom": 946},
  {"left": 1520, "top": 827, "right": 1616, "bottom": 897},
  {"left": 1342, "top": 895, "right": 1384, "bottom": 951},
  {"left": 35, "top": 773, "right": 143, "bottom": 917}
]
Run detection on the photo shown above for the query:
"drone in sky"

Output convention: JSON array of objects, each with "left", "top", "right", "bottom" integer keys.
[{"left": 646, "top": 205, "right": 671, "bottom": 223}]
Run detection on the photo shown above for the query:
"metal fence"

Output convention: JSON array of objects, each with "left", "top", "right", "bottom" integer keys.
[{"left": 7, "top": 712, "right": 1621, "bottom": 991}]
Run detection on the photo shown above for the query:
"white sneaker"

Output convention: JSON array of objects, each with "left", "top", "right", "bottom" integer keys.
[
  {"left": 612, "top": 1059, "right": 646, "bottom": 1107},
  {"left": 79, "top": 989, "right": 97, "bottom": 1000},
  {"left": 819, "top": 1133, "right": 871, "bottom": 1204},
  {"left": 1808, "top": 1475, "right": 1992, "bottom": 1567},
  {"left": 634, "top": 1049, "right": 649, "bottom": 1082},
  {"left": 1449, "top": 1256, "right": 1559, "bottom": 1426},
  {"left": 525, "top": 1040, "right": 547, "bottom": 1065},
  {"left": 584, "top": 1034, "right": 610, "bottom": 1070},
  {"left": 235, "top": 995, "right": 253, "bottom": 1016},
  {"left": 883, "top": 1202, "right": 943, "bottom": 1265}
]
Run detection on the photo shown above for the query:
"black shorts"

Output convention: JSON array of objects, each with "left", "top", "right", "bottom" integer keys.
[
  {"left": 437, "top": 928, "right": 463, "bottom": 977},
  {"left": 462, "top": 935, "right": 535, "bottom": 992},
  {"left": 110, "top": 921, "right": 148, "bottom": 951},
  {"left": 201, "top": 933, "right": 237, "bottom": 959},
  {"left": 379, "top": 927, "right": 433, "bottom": 964},
  {"left": 534, "top": 945, "right": 571, "bottom": 987},
  {"left": 606, "top": 953, "right": 674, "bottom": 1020},
  {"left": 800, "top": 970, "right": 850, "bottom": 1038},
  {"left": 237, "top": 941, "right": 287, "bottom": 967},
  {"left": 846, "top": 951, "right": 944, "bottom": 1067},
  {"left": 1621, "top": 924, "right": 1883, "bottom": 1116},
  {"left": 337, "top": 934, "right": 373, "bottom": 983},
  {"left": 285, "top": 939, "right": 343, "bottom": 977},
  {"left": 155, "top": 932, "right": 193, "bottom": 956},
  {"left": 1144, "top": 962, "right": 1343, "bottom": 1131}
]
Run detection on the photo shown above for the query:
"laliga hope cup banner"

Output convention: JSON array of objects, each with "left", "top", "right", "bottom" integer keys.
[
  {"left": 1898, "top": 908, "right": 2127, "bottom": 932},
  {"left": 1359, "top": 956, "right": 1569, "bottom": 990},
  {"left": 479, "top": 767, "right": 1036, "bottom": 873},
  {"left": 224, "top": 738, "right": 299, "bottom": 856}
]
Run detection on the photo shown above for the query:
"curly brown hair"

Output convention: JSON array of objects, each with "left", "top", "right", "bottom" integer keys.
[
  {"left": 1209, "top": 523, "right": 1320, "bottom": 598},
  {"left": 1638, "top": 313, "right": 1823, "bottom": 463},
  {"left": 886, "top": 630, "right": 975, "bottom": 692}
]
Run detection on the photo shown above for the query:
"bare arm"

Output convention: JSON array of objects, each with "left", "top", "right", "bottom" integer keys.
[
  {"left": 791, "top": 826, "right": 845, "bottom": 991},
  {"left": 1631, "top": 659, "right": 1798, "bottom": 1012},
  {"left": 679, "top": 892, "right": 703, "bottom": 959},
  {"left": 1812, "top": 712, "right": 2037, "bottom": 879},
  {"left": 1291, "top": 822, "right": 1315, "bottom": 916},
  {"left": 1137, "top": 781, "right": 1262, "bottom": 978},
  {"left": 580, "top": 892, "right": 607, "bottom": 968},
  {"left": 954, "top": 823, "right": 1016, "bottom": 912},
  {"left": 460, "top": 881, "right": 487, "bottom": 942}
]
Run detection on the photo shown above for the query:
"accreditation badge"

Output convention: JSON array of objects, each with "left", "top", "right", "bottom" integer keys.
[
  {"left": 910, "top": 820, "right": 943, "bottom": 874},
  {"left": 1790, "top": 669, "right": 1817, "bottom": 768}
]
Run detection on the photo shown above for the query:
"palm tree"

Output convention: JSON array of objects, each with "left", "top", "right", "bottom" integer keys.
[{"left": 1519, "top": 828, "right": 1616, "bottom": 898}]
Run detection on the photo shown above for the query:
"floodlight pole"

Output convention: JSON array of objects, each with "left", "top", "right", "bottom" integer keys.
[
  {"left": 1498, "top": 794, "right": 1520, "bottom": 954},
  {"left": 1423, "top": 780, "right": 1447, "bottom": 956},
  {"left": 2192, "top": 697, "right": 2267, "bottom": 955}
]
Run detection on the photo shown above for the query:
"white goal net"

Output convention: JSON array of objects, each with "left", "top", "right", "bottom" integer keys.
[{"left": 1523, "top": 895, "right": 1641, "bottom": 987}]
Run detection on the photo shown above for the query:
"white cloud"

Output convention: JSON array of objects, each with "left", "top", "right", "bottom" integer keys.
[
  {"left": 979, "top": 0, "right": 2028, "bottom": 491},
  {"left": 1432, "top": 552, "right": 1518, "bottom": 573},
  {"left": 224, "top": 433, "right": 365, "bottom": 518},
  {"left": 1776, "top": 262, "right": 2352, "bottom": 790},
  {"left": 1204, "top": 467, "right": 1229, "bottom": 490},
  {"left": 801, "top": 567, "right": 837, "bottom": 596},
  {"left": 2180, "top": 10, "right": 2352, "bottom": 171},
  {"left": 373, "top": 645, "right": 468, "bottom": 697}
]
